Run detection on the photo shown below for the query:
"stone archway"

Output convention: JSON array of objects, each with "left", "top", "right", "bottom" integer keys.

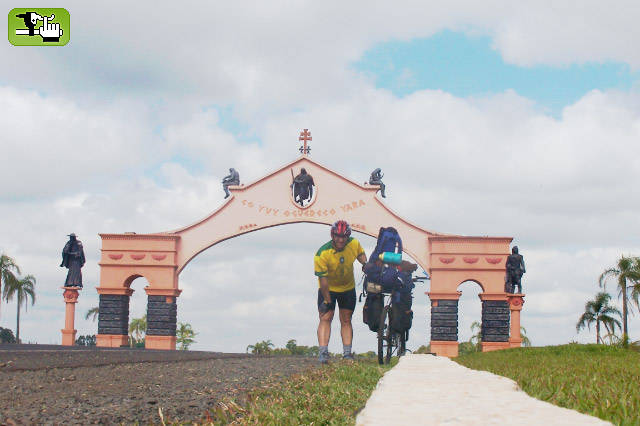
[{"left": 96, "top": 144, "right": 524, "bottom": 355}]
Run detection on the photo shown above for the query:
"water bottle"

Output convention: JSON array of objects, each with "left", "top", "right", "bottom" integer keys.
[{"left": 379, "top": 252, "right": 402, "bottom": 264}]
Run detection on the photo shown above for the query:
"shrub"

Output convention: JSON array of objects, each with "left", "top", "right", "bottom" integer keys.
[{"left": 0, "top": 327, "right": 16, "bottom": 343}]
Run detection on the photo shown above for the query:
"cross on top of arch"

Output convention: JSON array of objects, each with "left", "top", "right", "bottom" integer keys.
[{"left": 299, "top": 129, "right": 312, "bottom": 155}]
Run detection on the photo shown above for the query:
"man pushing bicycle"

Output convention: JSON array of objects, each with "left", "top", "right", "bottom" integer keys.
[{"left": 314, "top": 220, "right": 367, "bottom": 364}]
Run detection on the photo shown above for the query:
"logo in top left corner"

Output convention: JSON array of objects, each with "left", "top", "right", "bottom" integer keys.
[{"left": 8, "top": 8, "right": 70, "bottom": 46}]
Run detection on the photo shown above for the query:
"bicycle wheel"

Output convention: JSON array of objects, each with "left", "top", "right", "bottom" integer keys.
[
  {"left": 377, "top": 305, "right": 390, "bottom": 365},
  {"left": 397, "top": 331, "right": 406, "bottom": 357},
  {"left": 384, "top": 307, "right": 395, "bottom": 365}
]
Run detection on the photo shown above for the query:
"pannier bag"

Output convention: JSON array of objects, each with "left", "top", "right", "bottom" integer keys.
[
  {"left": 391, "top": 295, "right": 413, "bottom": 333},
  {"left": 363, "top": 293, "right": 384, "bottom": 332},
  {"left": 391, "top": 272, "right": 414, "bottom": 333}
]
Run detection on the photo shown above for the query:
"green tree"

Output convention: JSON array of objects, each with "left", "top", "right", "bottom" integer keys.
[
  {"left": 0, "top": 327, "right": 16, "bottom": 343},
  {"left": 520, "top": 326, "right": 532, "bottom": 347},
  {"left": 576, "top": 292, "right": 622, "bottom": 344},
  {"left": 414, "top": 345, "right": 431, "bottom": 354},
  {"left": 458, "top": 341, "right": 477, "bottom": 356},
  {"left": 76, "top": 335, "right": 96, "bottom": 346},
  {"left": 599, "top": 256, "right": 640, "bottom": 342},
  {"left": 0, "top": 254, "right": 21, "bottom": 321},
  {"left": 128, "top": 315, "right": 146, "bottom": 347},
  {"left": 246, "top": 339, "right": 274, "bottom": 354},
  {"left": 85, "top": 306, "right": 99, "bottom": 322},
  {"left": 176, "top": 322, "right": 196, "bottom": 350},
  {"left": 286, "top": 339, "right": 298, "bottom": 354},
  {"left": 285, "top": 339, "right": 311, "bottom": 355},
  {"left": 305, "top": 345, "right": 319, "bottom": 356},
  {"left": 469, "top": 321, "right": 482, "bottom": 349},
  {"left": 2, "top": 274, "right": 36, "bottom": 343}
]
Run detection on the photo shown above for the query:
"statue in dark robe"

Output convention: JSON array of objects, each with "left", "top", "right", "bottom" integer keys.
[
  {"left": 222, "top": 168, "right": 240, "bottom": 199},
  {"left": 60, "top": 233, "right": 85, "bottom": 288},
  {"left": 369, "top": 168, "right": 386, "bottom": 198},
  {"left": 291, "top": 168, "right": 315, "bottom": 207},
  {"left": 505, "top": 246, "right": 525, "bottom": 293}
]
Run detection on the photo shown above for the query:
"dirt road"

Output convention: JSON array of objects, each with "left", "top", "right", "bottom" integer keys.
[{"left": 0, "top": 344, "right": 318, "bottom": 424}]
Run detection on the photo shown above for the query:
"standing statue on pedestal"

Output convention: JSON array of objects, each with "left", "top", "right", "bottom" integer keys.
[
  {"left": 505, "top": 246, "right": 525, "bottom": 293},
  {"left": 369, "top": 168, "right": 386, "bottom": 198},
  {"left": 60, "top": 233, "right": 85, "bottom": 288},
  {"left": 222, "top": 168, "right": 240, "bottom": 199},
  {"left": 291, "top": 167, "right": 315, "bottom": 207}
]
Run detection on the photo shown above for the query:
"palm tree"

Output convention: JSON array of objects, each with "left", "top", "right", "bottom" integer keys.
[
  {"left": 2, "top": 274, "right": 36, "bottom": 343},
  {"left": 85, "top": 307, "right": 99, "bottom": 322},
  {"left": 469, "top": 321, "right": 481, "bottom": 349},
  {"left": 520, "top": 326, "right": 532, "bottom": 347},
  {"left": 246, "top": 339, "right": 274, "bottom": 354},
  {"left": 0, "top": 254, "right": 21, "bottom": 321},
  {"left": 128, "top": 315, "right": 146, "bottom": 347},
  {"left": 176, "top": 322, "right": 197, "bottom": 350},
  {"left": 599, "top": 256, "right": 640, "bottom": 341},
  {"left": 576, "top": 292, "right": 622, "bottom": 344}
]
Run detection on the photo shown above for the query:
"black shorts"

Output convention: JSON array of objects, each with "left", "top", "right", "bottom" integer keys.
[{"left": 317, "top": 288, "right": 356, "bottom": 312}]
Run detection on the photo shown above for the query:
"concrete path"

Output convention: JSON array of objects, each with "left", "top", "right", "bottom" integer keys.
[{"left": 356, "top": 354, "right": 611, "bottom": 425}]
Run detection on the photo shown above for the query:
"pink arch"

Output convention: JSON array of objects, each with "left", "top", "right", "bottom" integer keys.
[{"left": 97, "top": 154, "right": 516, "bottom": 354}]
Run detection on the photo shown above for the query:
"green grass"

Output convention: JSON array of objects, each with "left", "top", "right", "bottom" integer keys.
[
  {"left": 455, "top": 344, "right": 640, "bottom": 425},
  {"left": 202, "top": 357, "right": 393, "bottom": 425}
]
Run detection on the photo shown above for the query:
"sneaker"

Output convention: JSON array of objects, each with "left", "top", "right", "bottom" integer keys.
[
  {"left": 343, "top": 353, "right": 355, "bottom": 361},
  {"left": 319, "top": 353, "right": 330, "bottom": 364}
]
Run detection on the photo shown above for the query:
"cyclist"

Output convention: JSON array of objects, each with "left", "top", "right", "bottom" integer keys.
[{"left": 314, "top": 220, "right": 367, "bottom": 363}]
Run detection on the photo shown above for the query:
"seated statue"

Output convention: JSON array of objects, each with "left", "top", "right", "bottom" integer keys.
[
  {"left": 222, "top": 168, "right": 240, "bottom": 199},
  {"left": 369, "top": 168, "right": 386, "bottom": 198}
]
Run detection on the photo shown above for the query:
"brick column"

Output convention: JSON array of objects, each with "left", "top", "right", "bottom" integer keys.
[
  {"left": 427, "top": 292, "right": 461, "bottom": 357},
  {"left": 61, "top": 287, "right": 80, "bottom": 345},
  {"left": 508, "top": 294, "right": 525, "bottom": 348},
  {"left": 479, "top": 293, "right": 510, "bottom": 352},
  {"left": 96, "top": 287, "right": 133, "bottom": 348},
  {"left": 145, "top": 287, "right": 181, "bottom": 350}
]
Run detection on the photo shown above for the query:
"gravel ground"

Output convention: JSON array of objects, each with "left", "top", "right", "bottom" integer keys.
[{"left": 0, "top": 344, "right": 318, "bottom": 424}]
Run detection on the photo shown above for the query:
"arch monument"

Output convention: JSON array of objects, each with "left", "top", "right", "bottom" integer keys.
[{"left": 96, "top": 130, "right": 525, "bottom": 356}]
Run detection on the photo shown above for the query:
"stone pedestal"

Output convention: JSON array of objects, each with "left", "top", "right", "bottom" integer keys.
[
  {"left": 427, "top": 292, "right": 461, "bottom": 357},
  {"left": 96, "top": 287, "right": 134, "bottom": 348},
  {"left": 145, "top": 287, "right": 181, "bottom": 350},
  {"left": 61, "top": 287, "right": 81, "bottom": 346},
  {"left": 479, "top": 293, "right": 510, "bottom": 352},
  {"left": 508, "top": 294, "right": 525, "bottom": 348}
]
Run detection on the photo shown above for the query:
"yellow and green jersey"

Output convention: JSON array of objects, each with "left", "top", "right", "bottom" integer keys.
[{"left": 314, "top": 238, "right": 365, "bottom": 292}]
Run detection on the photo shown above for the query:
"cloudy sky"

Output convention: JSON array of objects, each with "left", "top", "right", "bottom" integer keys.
[{"left": 1, "top": 1, "right": 640, "bottom": 354}]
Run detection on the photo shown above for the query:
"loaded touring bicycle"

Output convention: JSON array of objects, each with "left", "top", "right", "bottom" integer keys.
[{"left": 361, "top": 227, "right": 427, "bottom": 364}]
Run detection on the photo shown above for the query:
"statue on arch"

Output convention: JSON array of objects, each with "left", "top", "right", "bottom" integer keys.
[
  {"left": 222, "top": 168, "right": 240, "bottom": 199},
  {"left": 505, "top": 246, "right": 525, "bottom": 293},
  {"left": 60, "top": 233, "right": 85, "bottom": 288},
  {"left": 369, "top": 168, "right": 386, "bottom": 198},
  {"left": 291, "top": 167, "right": 315, "bottom": 207}
]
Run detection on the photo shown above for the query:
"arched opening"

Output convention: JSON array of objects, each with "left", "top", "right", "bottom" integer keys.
[
  {"left": 126, "top": 276, "right": 150, "bottom": 347},
  {"left": 457, "top": 280, "right": 483, "bottom": 354},
  {"left": 176, "top": 222, "right": 429, "bottom": 356}
]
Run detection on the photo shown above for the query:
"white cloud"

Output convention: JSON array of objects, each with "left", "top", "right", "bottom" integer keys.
[
  {"left": 2, "top": 2, "right": 640, "bottom": 353},
  {"left": 0, "top": 87, "right": 158, "bottom": 199}
]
